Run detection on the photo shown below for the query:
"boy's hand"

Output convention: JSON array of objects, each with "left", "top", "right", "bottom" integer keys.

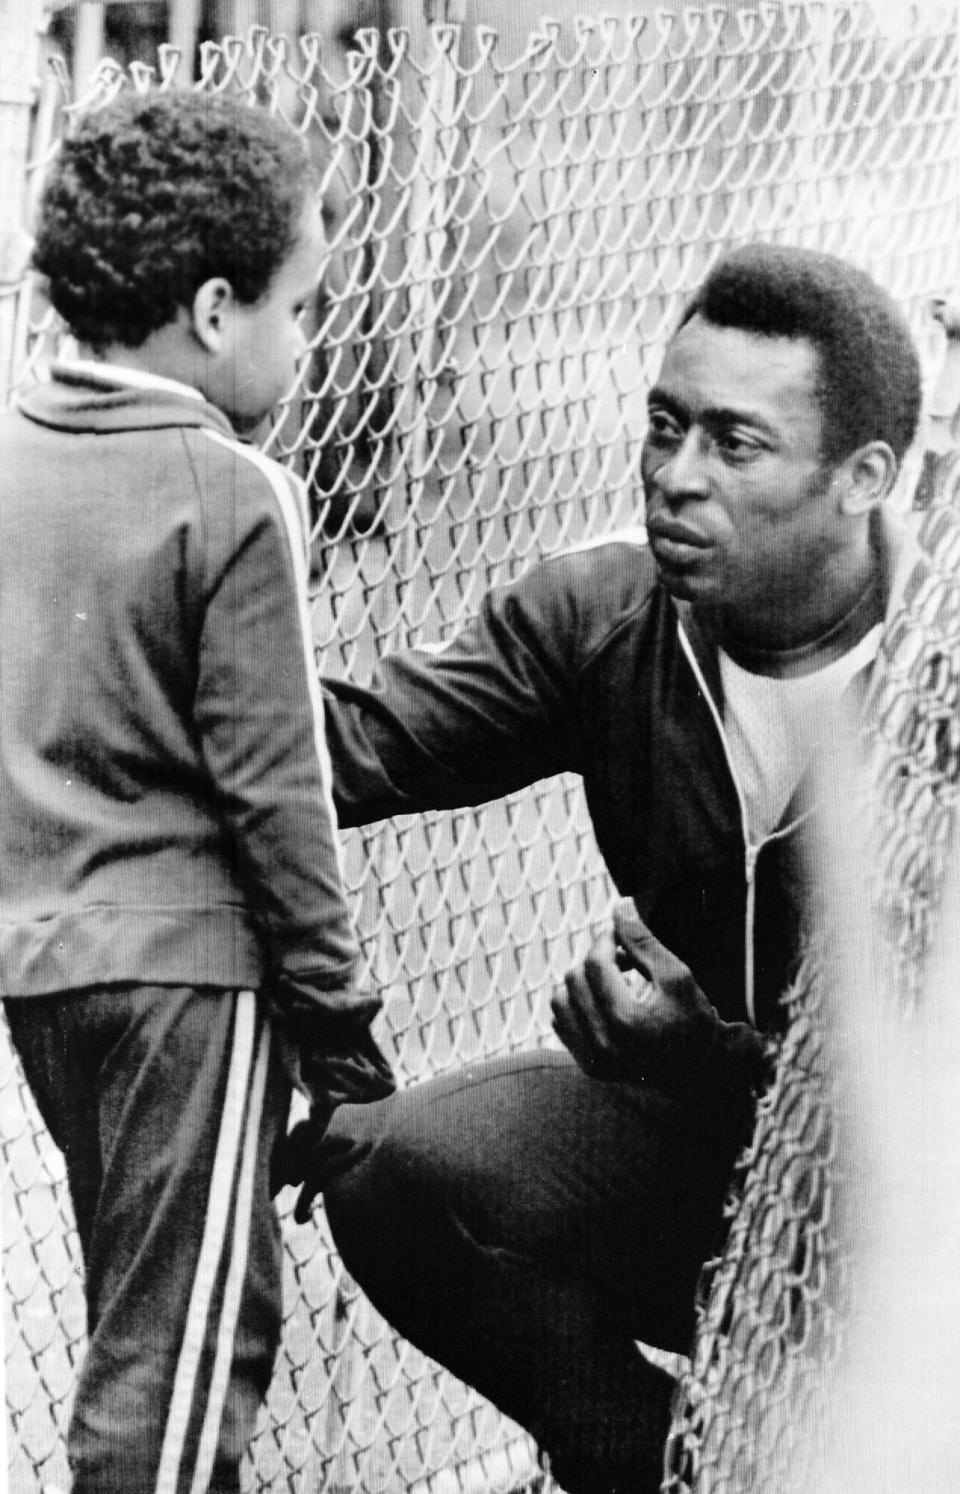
[
  {"left": 264, "top": 971, "right": 395, "bottom": 1111},
  {"left": 269, "top": 1041, "right": 392, "bottom": 1218},
  {"left": 302, "top": 1027, "right": 395, "bottom": 1111},
  {"left": 551, "top": 899, "right": 768, "bottom": 1103},
  {"left": 266, "top": 973, "right": 395, "bottom": 1220}
]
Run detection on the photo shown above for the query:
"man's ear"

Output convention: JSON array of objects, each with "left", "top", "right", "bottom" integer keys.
[
  {"left": 835, "top": 440, "right": 898, "bottom": 516},
  {"left": 191, "top": 278, "right": 235, "bottom": 353}
]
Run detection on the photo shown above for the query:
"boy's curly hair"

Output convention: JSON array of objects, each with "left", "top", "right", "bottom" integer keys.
[{"left": 33, "top": 91, "right": 317, "bottom": 352}]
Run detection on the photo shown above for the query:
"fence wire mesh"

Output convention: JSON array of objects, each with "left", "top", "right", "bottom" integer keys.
[
  {"left": 663, "top": 486, "right": 960, "bottom": 1492},
  {"left": 3, "top": 4, "right": 960, "bottom": 1492}
]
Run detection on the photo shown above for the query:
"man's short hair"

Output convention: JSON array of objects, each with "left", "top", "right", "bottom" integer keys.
[
  {"left": 680, "top": 243, "right": 922, "bottom": 467},
  {"left": 33, "top": 91, "right": 317, "bottom": 352}
]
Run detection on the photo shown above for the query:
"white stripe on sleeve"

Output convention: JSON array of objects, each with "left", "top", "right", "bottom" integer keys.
[{"left": 198, "top": 430, "right": 347, "bottom": 887}]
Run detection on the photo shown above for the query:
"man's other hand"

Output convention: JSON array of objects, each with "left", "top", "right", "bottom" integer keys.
[{"left": 551, "top": 899, "right": 768, "bottom": 1101}]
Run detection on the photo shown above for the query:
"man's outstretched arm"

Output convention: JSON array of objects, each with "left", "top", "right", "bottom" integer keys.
[{"left": 322, "top": 558, "right": 592, "bottom": 825}]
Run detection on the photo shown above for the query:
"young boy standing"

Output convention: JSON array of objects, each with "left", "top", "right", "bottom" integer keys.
[{"left": 0, "top": 91, "right": 393, "bottom": 1494}]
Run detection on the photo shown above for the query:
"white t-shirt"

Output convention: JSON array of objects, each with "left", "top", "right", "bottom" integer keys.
[{"left": 719, "top": 624, "right": 882, "bottom": 840}]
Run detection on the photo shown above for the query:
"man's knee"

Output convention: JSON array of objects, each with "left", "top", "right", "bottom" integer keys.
[
  {"left": 324, "top": 1060, "right": 516, "bottom": 1203},
  {"left": 322, "top": 1091, "right": 421, "bottom": 1257},
  {"left": 322, "top": 1067, "right": 535, "bottom": 1294}
]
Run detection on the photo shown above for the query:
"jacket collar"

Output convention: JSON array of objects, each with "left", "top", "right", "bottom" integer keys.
[
  {"left": 16, "top": 360, "right": 236, "bottom": 439},
  {"left": 60, "top": 358, "right": 206, "bottom": 404}
]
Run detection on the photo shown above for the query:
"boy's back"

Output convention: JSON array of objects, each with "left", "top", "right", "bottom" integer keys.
[
  {"left": 0, "top": 367, "right": 353, "bottom": 992},
  {"left": 0, "top": 91, "right": 393, "bottom": 1494}
]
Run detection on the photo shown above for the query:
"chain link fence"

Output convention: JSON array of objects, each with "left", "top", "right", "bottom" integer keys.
[
  {"left": 664, "top": 484, "right": 960, "bottom": 1491},
  {"left": 3, "top": 4, "right": 960, "bottom": 1491}
]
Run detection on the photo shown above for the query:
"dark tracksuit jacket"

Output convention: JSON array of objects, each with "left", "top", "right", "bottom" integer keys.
[
  {"left": 0, "top": 363, "right": 362, "bottom": 1005},
  {"left": 0, "top": 363, "right": 376, "bottom": 1494},
  {"left": 324, "top": 513, "right": 914, "bottom": 1033}
]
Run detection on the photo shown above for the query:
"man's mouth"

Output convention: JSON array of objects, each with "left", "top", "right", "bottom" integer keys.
[{"left": 645, "top": 517, "right": 711, "bottom": 566}]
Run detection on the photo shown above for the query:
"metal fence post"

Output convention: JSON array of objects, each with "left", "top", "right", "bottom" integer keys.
[
  {"left": 0, "top": 0, "right": 43, "bottom": 404},
  {"left": 73, "top": 0, "right": 105, "bottom": 99},
  {"left": 425, "top": 0, "right": 467, "bottom": 22},
  {"left": 168, "top": 0, "right": 203, "bottom": 84},
  {"left": 0, "top": 0, "right": 43, "bottom": 1455}
]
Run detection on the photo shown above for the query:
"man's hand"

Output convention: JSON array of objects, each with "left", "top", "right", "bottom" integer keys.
[
  {"left": 551, "top": 899, "right": 768, "bottom": 1101},
  {"left": 265, "top": 972, "right": 396, "bottom": 1215}
]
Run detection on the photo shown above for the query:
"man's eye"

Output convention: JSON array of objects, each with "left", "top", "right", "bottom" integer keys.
[
  {"left": 646, "top": 410, "right": 682, "bottom": 443},
  {"left": 718, "top": 431, "right": 762, "bottom": 459}
]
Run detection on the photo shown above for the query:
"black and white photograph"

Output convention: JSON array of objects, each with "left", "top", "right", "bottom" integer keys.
[{"left": 1, "top": 3, "right": 959, "bottom": 1491}]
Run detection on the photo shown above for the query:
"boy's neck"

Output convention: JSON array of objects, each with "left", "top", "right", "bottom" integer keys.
[{"left": 83, "top": 314, "right": 210, "bottom": 404}]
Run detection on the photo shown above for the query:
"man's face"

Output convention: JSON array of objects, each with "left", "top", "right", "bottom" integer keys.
[
  {"left": 641, "top": 314, "right": 843, "bottom": 634},
  {"left": 223, "top": 198, "right": 327, "bottom": 433}
]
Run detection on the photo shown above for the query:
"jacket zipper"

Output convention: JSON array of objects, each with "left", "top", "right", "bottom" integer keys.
[
  {"left": 677, "top": 622, "right": 762, "bottom": 1026},
  {"left": 743, "top": 842, "right": 759, "bottom": 1024}
]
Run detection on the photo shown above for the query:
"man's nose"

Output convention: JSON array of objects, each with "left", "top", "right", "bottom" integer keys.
[{"left": 652, "top": 430, "right": 712, "bottom": 502}]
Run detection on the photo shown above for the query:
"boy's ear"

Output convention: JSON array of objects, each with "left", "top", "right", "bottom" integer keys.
[
  {"left": 835, "top": 440, "right": 898, "bottom": 517},
  {"left": 191, "top": 278, "right": 235, "bottom": 354}
]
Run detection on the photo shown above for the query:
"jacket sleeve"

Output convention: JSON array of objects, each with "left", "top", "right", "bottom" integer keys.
[
  {"left": 192, "top": 454, "right": 365, "bottom": 1020},
  {"left": 324, "top": 558, "right": 588, "bottom": 827}
]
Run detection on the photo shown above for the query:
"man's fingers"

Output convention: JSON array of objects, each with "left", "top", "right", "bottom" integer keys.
[
  {"left": 613, "top": 899, "right": 712, "bottom": 1019},
  {"left": 580, "top": 936, "right": 654, "bottom": 1031},
  {"left": 585, "top": 927, "right": 619, "bottom": 967},
  {"left": 553, "top": 938, "right": 656, "bottom": 1077},
  {"left": 551, "top": 993, "right": 599, "bottom": 1074},
  {"left": 552, "top": 966, "right": 610, "bottom": 1071}
]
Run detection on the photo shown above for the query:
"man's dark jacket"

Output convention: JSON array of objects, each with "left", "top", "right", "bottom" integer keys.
[{"left": 324, "top": 520, "right": 911, "bottom": 1031}]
